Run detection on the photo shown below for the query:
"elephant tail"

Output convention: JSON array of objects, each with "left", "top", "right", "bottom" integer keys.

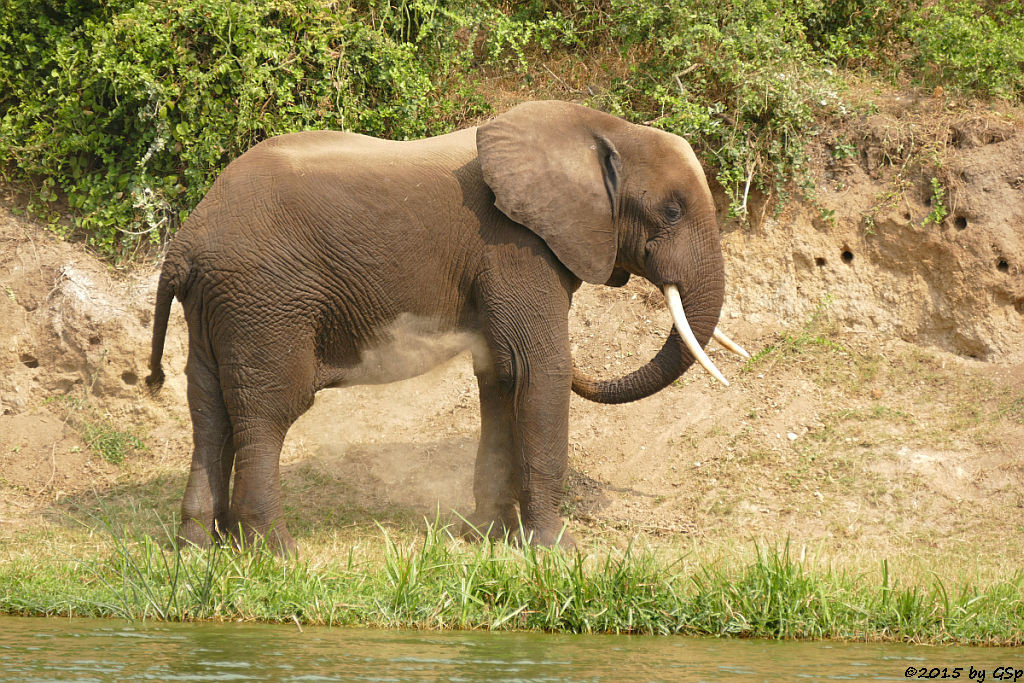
[{"left": 145, "top": 246, "right": 190, "bottom": 393}]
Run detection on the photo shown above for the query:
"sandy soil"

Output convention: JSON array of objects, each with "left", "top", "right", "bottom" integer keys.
[{"left": 1, "top": 94, "right": 1022, "bottom": 567}]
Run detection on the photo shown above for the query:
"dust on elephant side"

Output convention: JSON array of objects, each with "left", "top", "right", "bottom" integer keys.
[{"left": 146, "top": 100, "right": 749, "bottom": 554}]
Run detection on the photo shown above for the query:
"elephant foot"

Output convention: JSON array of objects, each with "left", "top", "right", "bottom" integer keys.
[
  {"left": 460, "top": 505, "right": 520, "bottom": 543},
  {"left": 228, "top": 519, "right": 297, "bottom": 557},
  {"left": 460, "top": 508, "right": 575, "bottom": 549},
  {"left": 177, "top": 517, "right": 218, "bottom": 550},
  {"left": 517, "top": 518, "right": 576, "bottom": 549}
]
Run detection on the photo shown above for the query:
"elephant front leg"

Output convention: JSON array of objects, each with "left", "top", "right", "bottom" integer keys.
[
  {"left": 463, "top": 353, "right": 519, "bottom": 541},
  {"left": 508, "top": 361, "right": 575, "bottom": 548},
  {"left": 483, "top": 333, "right": 575, "bottom": 548}
]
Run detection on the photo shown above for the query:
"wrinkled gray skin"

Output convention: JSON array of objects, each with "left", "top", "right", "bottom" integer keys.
[{"left": 147, "top": 101, "right": 725, "bottom": 554}]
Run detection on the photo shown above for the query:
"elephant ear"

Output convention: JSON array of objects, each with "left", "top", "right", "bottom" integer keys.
[{"left": 476, "top": 101, "right": 622, "bottom": 284}]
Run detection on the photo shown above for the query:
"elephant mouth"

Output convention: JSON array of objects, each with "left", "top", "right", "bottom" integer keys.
[{"left": 663, "top": 284, "right": 749, "bottom": 386}]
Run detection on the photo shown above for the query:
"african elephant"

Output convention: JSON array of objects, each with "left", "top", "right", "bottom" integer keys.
[{"left": 146, "top": 100, "right": 747, "bottom": 554}]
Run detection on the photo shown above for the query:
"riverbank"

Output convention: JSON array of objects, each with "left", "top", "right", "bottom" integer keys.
[
  {"left": 2, "top": 519, "right": 1022, "bottom": 644},
  {"left": 2, "top": 190, "right": 1023, "bottom": 642},
  {"left": 2, "top": 0, "right": 1023, "bottom": 645}
]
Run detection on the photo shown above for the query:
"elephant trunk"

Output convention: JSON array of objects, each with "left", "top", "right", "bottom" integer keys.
[
  {"left": 571, "top": 279, "right": 724, "bottom": 404},
  {"left": 571, "top": 203, "right": 727, "bottom": 405},
  {"left": 571, "top": 327, "right": 692, "bottom": 405}
]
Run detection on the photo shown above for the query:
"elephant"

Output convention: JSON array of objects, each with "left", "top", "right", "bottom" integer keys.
[{"left": 146, "top": 100, "right": 748, "bottom": 554}]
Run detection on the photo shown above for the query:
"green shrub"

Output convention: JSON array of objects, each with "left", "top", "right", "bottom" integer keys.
[
  {"left": 0, "top": 0, "right": 484, "bottom": 258},
  {"left": 801, "top": 0, "right": 916, "bottom": 65},
  {"left": 906, "top": 0, "right": 1024, "bottom": 100},
  {"left": 1, "top": 0, "right": 1022, "bottom": 258},
  {"left": 598, "top": 0, "right": 841, "bottom": 214}
]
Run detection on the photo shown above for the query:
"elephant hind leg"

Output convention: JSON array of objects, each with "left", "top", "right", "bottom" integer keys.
[
  {"left": 219, "top": 350, "right": 317, "bottom": 556},
  {"left": 179, "top": 350, "right": 235, "bottom": 549}
]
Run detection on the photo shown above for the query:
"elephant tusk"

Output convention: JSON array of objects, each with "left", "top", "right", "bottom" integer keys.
[
  {"left": 713, "top": 327, "right": 751, "bottom": 359},
  {"left": 663, "top": 285, "right": 730, "bottom": 387}
]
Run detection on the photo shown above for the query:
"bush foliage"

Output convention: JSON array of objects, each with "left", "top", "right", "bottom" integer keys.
[
  {"left": 0, "top": 0, "right": 487, "bottom": 256},
  {"left": 1, "top": 0, "right": 1021, "bottom": 258}
]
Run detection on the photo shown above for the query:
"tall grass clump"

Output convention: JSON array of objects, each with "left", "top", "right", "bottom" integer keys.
[{"left": 0, "top": 520, "right": 1021, "bottom": 644}]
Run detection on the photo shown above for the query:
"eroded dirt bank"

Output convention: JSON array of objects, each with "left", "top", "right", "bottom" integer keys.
[
  {"left": 723, "top": 94, "right": 1023, "bottom": 364},
  {"left": 1, "top": 96, "right": 1022, "bottom": 567}
]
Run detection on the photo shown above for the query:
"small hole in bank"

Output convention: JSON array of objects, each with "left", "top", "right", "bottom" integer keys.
[{"left": 841, "top": 250, "right": 854, "bottom": 263}]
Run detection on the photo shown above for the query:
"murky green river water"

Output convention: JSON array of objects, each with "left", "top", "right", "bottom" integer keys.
[{"left": 1, "top": 616, "right": 1022, "bottom": 681}]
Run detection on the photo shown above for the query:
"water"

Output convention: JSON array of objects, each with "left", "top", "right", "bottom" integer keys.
[{"left": 1, "top": 616, "right": 1022, "bottom": 682}]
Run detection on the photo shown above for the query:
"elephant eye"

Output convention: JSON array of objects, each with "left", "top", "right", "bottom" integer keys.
[{"left": 662, "top": 201, "right": 684, "bottom": 224}]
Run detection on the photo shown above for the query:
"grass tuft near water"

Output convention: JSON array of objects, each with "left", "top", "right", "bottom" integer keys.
[{"left": 1, "top": 520, "right": 1020, "bottom": 645}]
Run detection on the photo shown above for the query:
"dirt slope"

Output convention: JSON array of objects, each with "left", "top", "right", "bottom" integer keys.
[{"left": 1, "top": 95, "right": 1022, "bottom": 567}]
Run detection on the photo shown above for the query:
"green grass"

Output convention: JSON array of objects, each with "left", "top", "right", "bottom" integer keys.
[
  {"left": 1, "top": 520, "right": 1021, "bottom": 644},
  {"left": 76, "top": 419, "right": 146, "bottom": 465},
  {"left": 44, "top": 393, "right": 146, "bottom": 465}
]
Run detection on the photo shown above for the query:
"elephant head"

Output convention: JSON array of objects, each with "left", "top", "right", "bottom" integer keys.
[{"left": 477, "top": 101, "right": 745, "bottom": 403}]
